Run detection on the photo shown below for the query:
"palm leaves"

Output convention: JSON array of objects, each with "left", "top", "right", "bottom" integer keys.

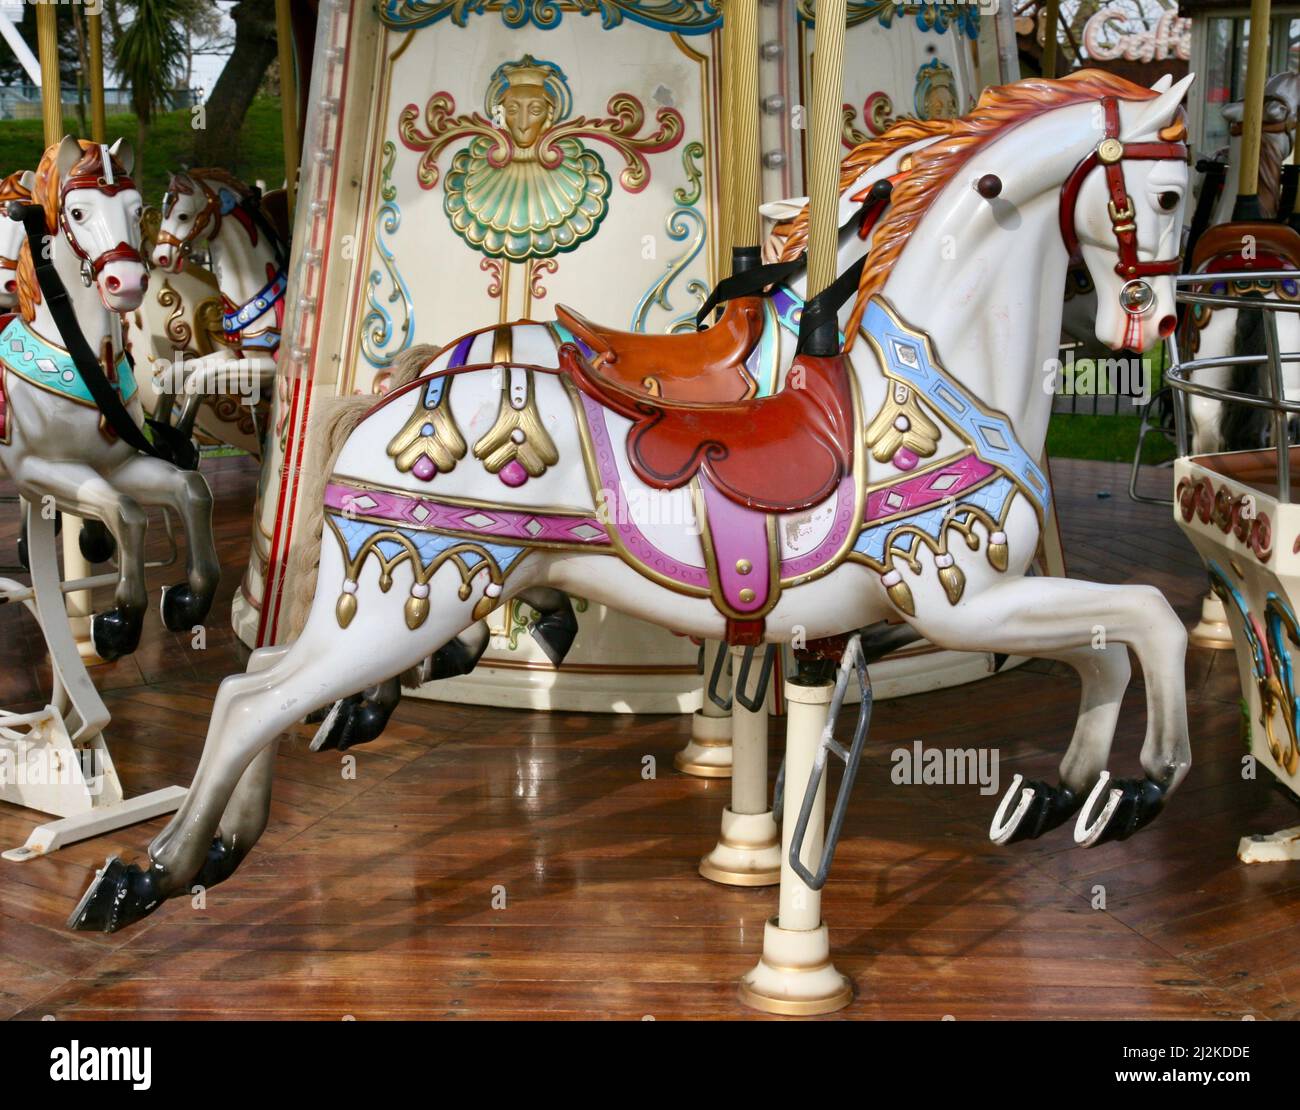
[{"left": 113, "top": 0, "right": 188, "bottom": 167}]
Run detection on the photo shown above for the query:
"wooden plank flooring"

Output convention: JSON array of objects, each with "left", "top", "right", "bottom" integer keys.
[{"left": 0, "top": 455, "right": 1298, "bottom": 1020}]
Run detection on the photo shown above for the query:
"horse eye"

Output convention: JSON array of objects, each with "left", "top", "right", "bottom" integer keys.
[
  {"left": 179, "top": 213, "right": 189, "bottom": 222},
  {"left": 70, "top": 208, "right": 84, "bottom": 221},
  {"left": 1158, "top": 191, "right": 1180, "bottom": 211}
]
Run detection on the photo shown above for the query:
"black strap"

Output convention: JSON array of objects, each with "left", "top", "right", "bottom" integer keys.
[
  {"left": 695, "top": 180, "right": 893, "bottom": 329},
  {"left": 8, "top": 201, "right": 197, "bottom": 470},
  {"left": 797, "top": 252, "right": 868, "bottom": 356}
]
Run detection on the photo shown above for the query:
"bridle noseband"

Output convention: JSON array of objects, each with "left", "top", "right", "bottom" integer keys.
[
  {"left": 157, "top": 175, "right": 222, "bottom": 256},
  {"left": 1059, "top": 96, "right": 1186, "bottom": 283},
  {"left": 60, "top": 144, "right": 143, "bottom": 286}
]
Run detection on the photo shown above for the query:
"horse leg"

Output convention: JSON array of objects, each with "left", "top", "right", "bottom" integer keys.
[
  {"left": 517, "top": 587, "right": 579, "bottom": 667},
  {"left": 109, "top": 453, "right": 220, "bottom": 629},
  {"left": 904, "top": 575, "right": 1190, "bottom": 845},
  {"left": 989, "top": 640, "right": 1131, "bottom": 842},
  {"left": 68, "top": 549, "right": 505, "bottom": 932},
  {"left": 15, "top": 457, "right": 149, "bottom": 660}
]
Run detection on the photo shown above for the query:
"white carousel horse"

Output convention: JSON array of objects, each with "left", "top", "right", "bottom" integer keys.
[
  {"left": 0, "top": 137, "right": 220, "bottom": 661},
  {"left": 70, "top": 71, "right": 1195, "bottom": 933},
  {"left": 146, "top": 169, "right": 287, "bottom": 453}
]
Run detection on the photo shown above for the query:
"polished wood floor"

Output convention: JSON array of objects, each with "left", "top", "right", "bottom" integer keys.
[{"left": 0, "top": 455, "right": 1297, "bottom": 1020}]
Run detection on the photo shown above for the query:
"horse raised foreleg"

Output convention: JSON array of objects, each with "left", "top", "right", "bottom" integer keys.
[
  {"left": 14, "top": 457, "right": 149, "bottom": 660},
  {"left": 904, "top": 575, "right": 1190, "bottom": 846},
  {"left": 109, "top": 453, "right": 220, "bottom": 630}
]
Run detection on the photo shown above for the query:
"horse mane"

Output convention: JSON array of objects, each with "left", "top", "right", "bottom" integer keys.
[
  {"left": 182, "top": 167, "right": 256, "bottom": 198},
  {"left": 777, "top": 69, "right": 1160, "bottom": 345},
  {"left": 16, "top": 139, "right": 129, "bottom": 323},
  {"left": 0, "top": 171, "right": 29, "bottom": 204}
]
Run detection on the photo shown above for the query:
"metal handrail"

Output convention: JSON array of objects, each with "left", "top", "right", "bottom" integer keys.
[{"left": 1167, "top": 272, "right": 1298, "bottom": 502}]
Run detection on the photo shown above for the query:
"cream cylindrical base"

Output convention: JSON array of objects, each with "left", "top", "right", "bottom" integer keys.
[
  {"left": 1189, "top": 592, "right": 1234, "bottom": 650},
  {"left": 740, "top": 678, "right": 852, "bottom": 1014},
  {"left": 739, "top": 917, "right": 853, "bottom": 1015},
  {"left": 674, "top": 711, "right": 733, "bottom": 777},
  {"left": 676, "top": 641, "right": 733, "bottom": 777},
  {"left": 700, "top": 644, "right": 777, "bottom": 884},
  {"left": 62, "top": 520, "right": 106, "bottom": 666},
  {"left": 699, "top": 807, "right": 780, "bottom": 886}
]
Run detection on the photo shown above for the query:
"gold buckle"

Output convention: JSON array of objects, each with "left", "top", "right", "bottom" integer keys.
[{"left": 1097, "top": 138, "right": 1124, "bottom": 164}]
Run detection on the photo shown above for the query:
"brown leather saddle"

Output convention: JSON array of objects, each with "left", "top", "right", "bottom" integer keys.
[
  {"left": 560, "top": 339, "right": 854, "bottom": 513},
  {"left": 555, "top": 296, "right": 764, "bottom": 404},
  {"left": 1189, "top": 220, "right": 1300, "bottom": 273}
]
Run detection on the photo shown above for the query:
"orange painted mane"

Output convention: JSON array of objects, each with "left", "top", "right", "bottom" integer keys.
[
  {"left": 776, "top": 70, "right": 1161, "bottom": 345},
  {"left": 15, "top": 140, "right": 129, "bottom": 323}
]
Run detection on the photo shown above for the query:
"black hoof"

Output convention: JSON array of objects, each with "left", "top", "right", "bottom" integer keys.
[
  {"left": 193, "top": 837, "right": 243, "bottom": 890},
  {"left": 161, "top": 583, "right": 213, "bottom": 631},
  {"left": 426, "top": 634, "right": 488, "bottom": 681},
  {"left": 92, "top": 608, "right": 144, "bottom": 661},
  {"left": 1075, "top": 773, "right": 1166, "bottom": 846},
  {"left": 529, "top": 597, "right": 579, "bottom": 668},
  {"left": 309, "top": 694, "right": 394, "bottom": 752},
  {"left": 989, "top": 775, "right": 1081, "bottom": 844},
  {"left": 78, "top": 519, "right": 117, "bottom": 564},
  {"left": 66, "top": 857, "right": 162, "bottom": 933}
]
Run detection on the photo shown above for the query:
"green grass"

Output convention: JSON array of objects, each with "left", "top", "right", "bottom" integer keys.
[
  {"left": 0, "top": 97, "right": 287, "bottom": 206},
  {"left": 1047, "top": 412, "right": 1176, "bottom": 464}
]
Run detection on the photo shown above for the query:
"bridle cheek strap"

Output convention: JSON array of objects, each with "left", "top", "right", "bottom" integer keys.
[
  {"left": 1058, "top": 96, "right": 1186, "bottom": 279},
  {"left": 59, "top": 172, "right": 144, "bottom": 278}
]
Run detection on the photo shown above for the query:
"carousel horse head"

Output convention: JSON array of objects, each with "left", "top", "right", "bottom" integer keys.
[
  {"left": 1221, "top": 71, "right": 1300, "bottom": 216},
  {"left": 17, "top": 136, "right": 147, "bottom": 316},
  {"left": 0, "top": 170, "right": 31, "bottom": 308},
  {"left": 1063, "top": 74, "right": 1191, "bottom": 351},
  {"left": 153, "top": 168, "right": 248, "bottom": 272}
]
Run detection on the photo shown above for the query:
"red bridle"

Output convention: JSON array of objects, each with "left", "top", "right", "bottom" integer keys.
[
  {"left": 59, "top": 164, "right": 143, "bottom": 280},
  {"left": 1058, "top": 96, "right": 1187, "bottom": 279}
]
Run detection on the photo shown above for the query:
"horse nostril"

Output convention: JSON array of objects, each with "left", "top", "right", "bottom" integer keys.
[
  {"left": 105, "top": 275, "right": 120, "bottom": 293},
  {"left": 1159, "top": 314, "right": 1176, "bottom": 338},
  {"left": 3, "top": 280, "right": 14, "bottom": 293},
  {"left": 140, "top": 274, "right": 149, "bottom": 292}
]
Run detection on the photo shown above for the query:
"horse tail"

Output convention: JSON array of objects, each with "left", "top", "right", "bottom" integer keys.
[
  {"left": 282, "top": 343, "right": 446, "bottom": 641},
  {"left": 1222, "top": 296, "right": 1270, "bottom": 451},
  {"left": 282, "top": 393, "right": 378, "bottom": 641}
]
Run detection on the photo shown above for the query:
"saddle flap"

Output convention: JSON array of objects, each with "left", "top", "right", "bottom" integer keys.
[
  {"left": 555, "top": 296, "right": 765, "bottom": 403},
  {"left": 561, "top": 341, "right": 854, "bottom": 514}
]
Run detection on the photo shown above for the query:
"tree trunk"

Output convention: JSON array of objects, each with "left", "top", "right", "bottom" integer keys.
[{"left": 192, "top": 1, "right": 279, "bottom": 167}]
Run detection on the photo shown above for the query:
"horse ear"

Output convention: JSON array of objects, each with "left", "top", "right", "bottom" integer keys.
[
  {"left": 108, "top": 138, "right": 135, "bottom": 176},
  {"left": 1150, "top": 74, "right": 1174, "bottom": 94},
  {"left": 1121, "top": 73, "right": 1195, "bottom": 140},
  {"left": 55, "top": 135, "right": 83, "bottom": 180},
  {"left": 18, "top": 170, "right": 35, "bottom": 194}
]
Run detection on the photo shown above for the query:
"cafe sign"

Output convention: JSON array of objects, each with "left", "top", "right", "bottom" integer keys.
[{"left": 1083, "top": 7, "right": 1192, "bottom": 62}]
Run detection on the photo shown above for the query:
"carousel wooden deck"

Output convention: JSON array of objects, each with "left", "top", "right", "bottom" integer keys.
[{"left": 0, "top": 455, "right": 1297, "bottom": 1021}]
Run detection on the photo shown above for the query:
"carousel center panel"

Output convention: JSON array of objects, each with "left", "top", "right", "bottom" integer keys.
[{"left": 236, "top": 0, "right": 1039, "bottom": 711}]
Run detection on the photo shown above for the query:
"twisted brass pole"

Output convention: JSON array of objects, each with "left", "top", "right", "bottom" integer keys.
[
  {"left": 806, "top": 0, "right": 846, "bottom": 301},
  {"left": 729, "top": 0, "right": 761, "bottom": 270}
]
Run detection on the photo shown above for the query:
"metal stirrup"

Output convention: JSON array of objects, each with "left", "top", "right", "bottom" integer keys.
[
  {"left": 705, "top": 642, "right": 732, "bottom": 712},
  {"left": 734, "top": 644, "right": 778, "bottom": 713},
  {"left": 788, "top": 634, "right": 873, "bottom": 892}
]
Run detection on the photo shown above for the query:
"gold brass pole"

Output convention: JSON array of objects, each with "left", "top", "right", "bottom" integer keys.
[
  {"left": 806, "top": 0, "right": 846, "bottom": 300},
  {"left": 718, "top": 6, "right": 735, "bottom": 273},
  {"left": 36, "top": 3, "right": 61, "bottom": 147},
  {"left": 1237, "top": 0, "right": 1272, "bottom": 216},
  {"left": 1042, "top": 0, "right": 1061, "bottom": 77},
  {"left": 275, "top": 0, "right": 299, "bottom": 216},
  {"left": 88, "top": 9, "right": 106, "bottom": 143},
  {"left": 730, "top": 0, "right": 761, "bottom": 260}
]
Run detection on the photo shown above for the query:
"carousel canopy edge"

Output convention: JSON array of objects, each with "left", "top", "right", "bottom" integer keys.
[
  {"left": 377, "top": 0, "right": 724, "bottom": 35},
  {"left": 796, "top": 0, "right": 980, "bottom": 38}
]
